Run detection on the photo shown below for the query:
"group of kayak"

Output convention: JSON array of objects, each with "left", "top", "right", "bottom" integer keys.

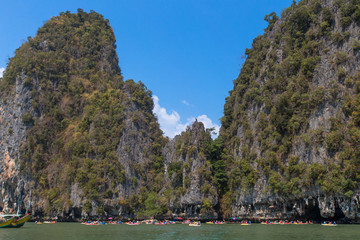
[
  {"left": 82, "top": 220, "right": 251, "bottom": 227},
  {"left": 261, "top": 220, "right": 314, "bottom": 225},
  {"left": 81, "top": 221, "right": 107, "bottom": 225},
  {"left": 206, "top": 221, "right": 225, "bottom": 224},
  {"left": 81, "top": 220, "right": 214, "bottom": 226},
  {"left": 189, "top": 221, "right": 251, "bottom": 226},
  {"left": 81, "top": 219, "right": 337, "bottom": 226},
  {"left": 82, "top": 220, "right": 178, "bottom": 226},
  {"left": 144, "top": 220, "right": 176, "bottom": 225},
  {"left": 259, "top": 220, "right": 337, "bottom": 226},
  {"left": 35, "top": 220, "right": 57, "bottom": 224}
]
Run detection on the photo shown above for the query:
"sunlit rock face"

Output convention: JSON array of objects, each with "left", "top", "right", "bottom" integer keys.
[{"left": 220, "top": 0, "right": 360, "bottom": 222}]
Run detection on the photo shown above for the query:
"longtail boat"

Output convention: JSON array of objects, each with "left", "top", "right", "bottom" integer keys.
[
  {"left": 0, "top": 214, "right": 31, "bottom": 228},
  {"left": 9, "top": 214, "right": 31, "bottom": 228},
  {"left": 0, "top": 218, "right": 15, "bottom": 228}
]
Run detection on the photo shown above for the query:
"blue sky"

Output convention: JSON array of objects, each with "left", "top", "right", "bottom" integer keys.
[{"left": 0, "top": 0, "right": 294, "bottom": 138}]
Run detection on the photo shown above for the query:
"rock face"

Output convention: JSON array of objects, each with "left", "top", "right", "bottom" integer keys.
[
  {"left": 0, "top": 10, "right": 166, "bottom": 220},
  {"left": 0, "top": 72, "right": 34, "bottom": 214},
  {"left": 163, "top": 121, "right": 218, "bottom": 219},
  {"left": 220, "top": 0, "right": 360, "bottom": 222}
]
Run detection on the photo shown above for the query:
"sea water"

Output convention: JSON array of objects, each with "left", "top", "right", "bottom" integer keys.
[{"left": 0, "top": 223, "right": 359, "bottom": 240}]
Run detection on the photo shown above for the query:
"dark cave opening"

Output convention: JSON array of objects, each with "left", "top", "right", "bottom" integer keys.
[
  {"left": 333, "top": 201, "right": 345, "bottom": 220},
  {"left": 304, "top": 199, "right": 322, "bottom": 221},
  {"left": 304, "top": 198, "right": 347, "bottom": 222}
]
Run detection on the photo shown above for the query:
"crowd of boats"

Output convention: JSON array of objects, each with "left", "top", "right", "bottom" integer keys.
[
  {"left": 80, "top": 219, "right": 227, "bottom": 226},
  {"left": 0, "top": 214, "right": 338, "bottom": 228},
  {"left": 34, "top": 220, "right": 57, "bottom": 224},
  {"left": 260, "top": 220, "right": 337, "bottom": 226},
  {"left": 261, "top": 220, "right": 313, "bottom": 225},
  {"left": 80, "top": 220, "right": 251, "bottom": 227},
  {"left": 79, "top": 219, "right": 337, "bottom": 227}
]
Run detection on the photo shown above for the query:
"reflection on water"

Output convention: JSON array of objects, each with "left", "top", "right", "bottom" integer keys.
[{"left": 0, "top": 223, "right": 358, "bottom": 240}]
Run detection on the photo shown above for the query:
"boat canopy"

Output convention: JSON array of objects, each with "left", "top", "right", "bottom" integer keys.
[{"left": 0, "top": 214, "right": 24, "bottom": 217}]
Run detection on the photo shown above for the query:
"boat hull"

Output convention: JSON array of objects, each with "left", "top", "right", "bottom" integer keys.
[
  {"left": 7, "top": 214, "right": 30, "bottom": 228},
  {"left": 0, "top": 218, "right": 15, "bottom": 228}
]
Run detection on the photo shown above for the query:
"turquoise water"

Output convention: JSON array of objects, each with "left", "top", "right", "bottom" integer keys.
[{"left": 0, "top": 223, "right": 359, "bottom": 240}]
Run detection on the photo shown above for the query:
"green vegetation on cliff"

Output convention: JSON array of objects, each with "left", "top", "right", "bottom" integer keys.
[
  {"left": 220, "top": 0, "right": 360, "bottom": 212},
  {"left": 1, "top": 9, "right": 166, "bottom": 216}
]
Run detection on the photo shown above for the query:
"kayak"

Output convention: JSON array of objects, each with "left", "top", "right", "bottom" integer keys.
[{"left": 189, "top": 222, "right": 201, "bottom": 227}]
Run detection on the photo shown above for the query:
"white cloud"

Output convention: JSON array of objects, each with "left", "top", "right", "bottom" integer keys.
[
  {"left": 153, "top": 95, "right": 220, "bottom": 139},
  {"left": 0, "top": 68, "right": 4, "bottom": 78},
  {"left": 181, "top": 100, "right": 190, "bottom": 106},
  {"left": 153, "top": 96, "right": 187, "bottom": 138}
]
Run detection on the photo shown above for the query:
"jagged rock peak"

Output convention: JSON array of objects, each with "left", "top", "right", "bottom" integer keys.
[
  {"left": 2, "top": 9, "right": 120, "bottom": 95},
  {"left": 0, "top": 10, "right": 166, "bottom": 219}
]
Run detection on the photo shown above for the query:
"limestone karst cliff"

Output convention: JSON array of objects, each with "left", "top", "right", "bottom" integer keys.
[
  {"left": 220, "top": 0, "right": 360, "bottom": 222},
  {"left": 163, "top": 121, "right": 219, "bottom": 219},
  {"left": 0, "top": 9, "right": 218, "bottom": 220},
  {"left": 0, "top": 10, "right": 167, "bottom": 219}
]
